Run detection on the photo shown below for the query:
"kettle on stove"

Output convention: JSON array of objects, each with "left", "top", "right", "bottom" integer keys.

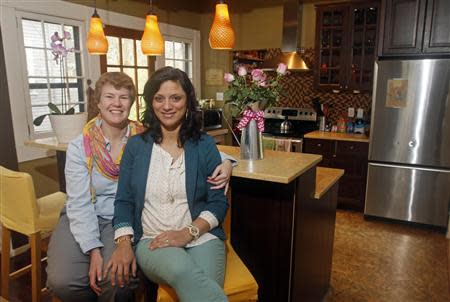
[{"left": 280, "top": 115, "right": 292, "bottom": 133}]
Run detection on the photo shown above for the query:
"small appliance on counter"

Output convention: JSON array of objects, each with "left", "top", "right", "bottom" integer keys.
[{"left": 198, "top": 107, "right": 223, "bottom": 131}]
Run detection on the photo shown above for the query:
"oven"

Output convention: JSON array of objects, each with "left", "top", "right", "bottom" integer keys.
[{"left": 263, "top": 107, "right": 318, "bottom": 153}]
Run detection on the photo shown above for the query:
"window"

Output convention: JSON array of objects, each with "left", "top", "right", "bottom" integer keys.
[
  {"left": 19, "top": 15, "right": 85, "bottom": 135},
  {"left": 164, "top": 40, "right": 193, "bottom": 81},
  {"left": 101, "top": 26, "right": 153, "bottom": 121}
]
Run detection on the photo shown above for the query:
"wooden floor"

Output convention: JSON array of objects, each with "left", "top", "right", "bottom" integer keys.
[{"left": 3, "top": 210, "right": 449, "bottom": 302}]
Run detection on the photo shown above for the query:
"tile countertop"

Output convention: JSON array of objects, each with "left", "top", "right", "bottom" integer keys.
[
  {"left": 304, "top": 131, "right": 370, "bottom": 143},
  {"left": 218, "top": 145, "right": 322, "bottom": 184}
]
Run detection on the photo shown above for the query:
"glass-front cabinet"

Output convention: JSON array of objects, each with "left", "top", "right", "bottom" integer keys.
[
  {"left": 349, "top": 3, "right": 379, "bottom": 91},
  {"left": 315, "top": 1, "right": 379, "bottom": 92}
]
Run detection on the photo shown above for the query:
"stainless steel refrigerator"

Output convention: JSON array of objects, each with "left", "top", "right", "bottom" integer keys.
[{"left": 365, "top": 59, "right": 450, "bottom": 227}]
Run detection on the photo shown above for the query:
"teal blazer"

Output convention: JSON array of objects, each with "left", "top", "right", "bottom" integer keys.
[{"left": 113, "top": 132, "right": 228, "bottom": 243}]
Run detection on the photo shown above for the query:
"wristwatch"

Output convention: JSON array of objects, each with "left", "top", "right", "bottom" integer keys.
[{"left": 186, "top": 224, "right": 200, "bottom": 240}]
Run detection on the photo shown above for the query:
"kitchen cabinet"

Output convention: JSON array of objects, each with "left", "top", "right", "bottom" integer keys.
[
  {"left": 303, "top": 138, "right": 368, "bottom": 211},
  {"left": 380, "top": 0, "right": 450, "bottom": 56},
  {"left": 315, "top": 1, "right": 380, "bottom": 92},
  {"left": 232, "top": 50, "right": 265, "bottom": 72}
]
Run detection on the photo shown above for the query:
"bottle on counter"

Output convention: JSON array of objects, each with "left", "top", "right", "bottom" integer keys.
[
  {"left": 337, "top": 116, "right": 346, "bottom": 133},
  {"left": 346, "top": 107, "right": 355, "bottom": 133},
  {"left": 354, "top": 108, "right": 365, "bottom": 134}
]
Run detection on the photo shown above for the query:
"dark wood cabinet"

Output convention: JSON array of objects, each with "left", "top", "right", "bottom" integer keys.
[
  {"left": 303, "top": 138, "right": 368, "bottom": 211},
  {"left": 315, "top": 1, "right": 380, "bottom": 92},
  {"left": 381, "top": 0, "right": 450, "bottom": 56}
]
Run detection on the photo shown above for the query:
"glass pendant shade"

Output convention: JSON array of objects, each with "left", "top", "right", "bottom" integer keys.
[
  {"left": 209, "top": 3, "right": 235, "bottom": 49},
  {"left": 87, "top": 11, "right": 108, "bottom": 54},
  {"left": 141, "top": 14, "right": 164, "bottom": 56}
]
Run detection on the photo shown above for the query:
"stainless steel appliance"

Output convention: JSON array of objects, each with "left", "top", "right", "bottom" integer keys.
[
  {"left": 365, "top": 59, "right": 450, "bottom": 227},
  {"left": 263, "top": 107, "right": 317, "bottom": 153},
  {"left": 200, "top": 108, "right": 223, "bottom": 130}
]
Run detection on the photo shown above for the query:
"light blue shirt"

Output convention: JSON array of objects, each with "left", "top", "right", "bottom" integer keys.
[{"left": 65, "top": 130, "right": 236, "bottom": 254}]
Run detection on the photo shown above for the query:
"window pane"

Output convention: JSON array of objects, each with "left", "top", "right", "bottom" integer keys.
[
  {"left": 107, "top": 67, "right": 121, "bottom": 72},
  {"left": 25, "top": 48, "right": 47, "bottom": 76},
  {"left": 137, "top": 68, "right": 148, "bottom": 95},
  {"left": 165, "top": 41, "right": 174, "bottom": 58},
  {"left": 136, "top": 40, "right": 148, "bottom": 66},
  {"left": 107, "top": 36, "right": 120, "bottom": 65},
  {"left": 186, "top": 43, "right": 192, "bottom": 60},
  {"left": 22, "top": 19, "right": 44, "bottom": 48},
  {"left": 174, "top": 60, "right": 184, "bottom": 71},
  {"left": 188, "top": 61, "right": 192, "bottom": 78},
  {"left": 174, "top": 42, "right": 185, "bottom": 60},
  {"left": 122, "top": 38, "right": 135, "bottom": 66},
  {"left": 47, "top": 50, "right": 64, "bottom": 77},
  {"left": 66, "top": 52, "right": 77, "bottom": 77},
  {"left": 123, "top": 68, "right": 136, "bottom": 85},
  {"left": 29, "top": 88, "right": 50, "bottom": 106},
  {"left": 29, "top": 78, "right": 47, "bottom": 84},
  {"left": 129, "top": 103, "right": 138, "bottom": 121},
  {"left": 165, "top": 60, "right": 174, "bottom": 67},
  {"left": 63, "top": 25, "right": 77, "bottom": 50}
]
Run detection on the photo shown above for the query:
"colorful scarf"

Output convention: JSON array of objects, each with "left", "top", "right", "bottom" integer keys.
[{"left": 83, "top": 116, "right": 145, "bottom": 182}]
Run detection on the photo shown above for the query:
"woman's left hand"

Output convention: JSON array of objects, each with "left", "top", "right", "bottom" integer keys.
[
  {"left": 207, "top": 159, "right": 232, "bottom": 194},
  {"left": 149, "top": 229, "right": 192, "bottom": 250}
]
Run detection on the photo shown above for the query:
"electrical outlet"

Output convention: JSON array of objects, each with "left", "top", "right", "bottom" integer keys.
[{"left": 216, "top": 92, "right": 224, "bottom": 101}]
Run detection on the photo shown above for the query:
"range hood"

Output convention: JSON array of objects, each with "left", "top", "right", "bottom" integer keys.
[{"left": 260, "top": 0, "right": 309, "bottom": 71}]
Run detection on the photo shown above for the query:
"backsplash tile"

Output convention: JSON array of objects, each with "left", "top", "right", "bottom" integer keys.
[{"left": 267, "top": 48, "right": 373, "bottom": 123}]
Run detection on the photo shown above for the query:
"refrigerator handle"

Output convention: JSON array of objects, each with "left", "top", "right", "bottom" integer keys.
[{"left": 369, "top": 162, "right": 450, "bottom": 173}]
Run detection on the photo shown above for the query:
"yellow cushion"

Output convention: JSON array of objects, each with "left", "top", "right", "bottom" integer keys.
[
  {"left": 37, "top": 191, "right": 66, "bottom": 232},
  {"left": 157, "top": 241, "right": 258, "bottom": 302}
]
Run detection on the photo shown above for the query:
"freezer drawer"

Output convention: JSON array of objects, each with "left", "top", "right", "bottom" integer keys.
[{"left": 365, "top": 163, "right": 450, "bottom": 227}]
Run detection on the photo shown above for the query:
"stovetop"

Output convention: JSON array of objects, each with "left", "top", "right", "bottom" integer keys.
[{"left": 263, "top": 107, "right": 318, "bottom": 138}]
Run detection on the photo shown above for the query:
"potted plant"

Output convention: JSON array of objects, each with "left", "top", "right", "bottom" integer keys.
[
  {"left": 223, "top": 63, "right": 288, "bottom": 159},
  {"left": 33, "top": 31, "right": 87, "bottom": 143}
]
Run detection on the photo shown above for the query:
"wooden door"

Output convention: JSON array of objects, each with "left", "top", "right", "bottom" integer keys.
[
  {"left": 382, "top": 0, "right": 426, "bottom": 55},
  {"left": 423, "top": 0, "right": 450, "bottom": 54}
]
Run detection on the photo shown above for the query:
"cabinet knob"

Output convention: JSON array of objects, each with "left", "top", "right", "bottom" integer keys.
[
  {"left": 332, "top": 154, "right": 336, "bottom": 158},
  {"left": 317, "top": 143, "right": 322, "bottom": 147},
  {"left": 345, "top": 85, "right": 348, "bottom": 89},
  {"left": 349, "top": 145, "right": 354, "bottom": 150}
]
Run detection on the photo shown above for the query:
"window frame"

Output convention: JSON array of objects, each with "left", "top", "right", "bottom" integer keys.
[{"left": 16, "top": 11, "right": 87, "bottom": 138}]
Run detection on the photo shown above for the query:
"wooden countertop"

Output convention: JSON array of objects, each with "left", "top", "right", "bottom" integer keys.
[
  {"left": 218, "top": 145, "right": 322, "bottom": 184},
  {"left": 315, "top": 167, "right": 344, "bottom": 199},
  {"left": 304, "top": 131, "right": 370, "bottom": 143},
  {"left": 206, "top": 128, "right": 228, "bottom": 136},
  {"left": 25, "top": 129, "right": 228, "bottom": 152},
  {"left": 25, "top": 136, "right": 67, "bottom": 152}
]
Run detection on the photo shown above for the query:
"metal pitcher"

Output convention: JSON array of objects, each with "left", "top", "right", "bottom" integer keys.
[{"left": 240, "top": 119, "right": 264, "bottom": 160}]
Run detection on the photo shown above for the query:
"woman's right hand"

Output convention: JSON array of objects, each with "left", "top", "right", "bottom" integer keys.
[{"left": 104, "top": 237, "right": 137, "bottom": 288}]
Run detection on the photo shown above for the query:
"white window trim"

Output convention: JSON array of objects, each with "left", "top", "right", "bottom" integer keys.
[
  {"left": 16, "top": 11, "right": 87, "bottom": 139},
  {"left": 1, "top": 0, "right": 201, "bottom": 162},
  {"left": 156, "top": 23, "right": 201, "bottom": 98}
]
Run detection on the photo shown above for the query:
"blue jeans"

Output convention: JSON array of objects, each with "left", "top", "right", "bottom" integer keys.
[{"left": 136, "top": 238, "right": 227, "bottom": 302}]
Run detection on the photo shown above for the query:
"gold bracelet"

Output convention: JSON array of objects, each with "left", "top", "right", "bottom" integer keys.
[{"left": 114, "top": 236, "right": 131, "bottom": 245}]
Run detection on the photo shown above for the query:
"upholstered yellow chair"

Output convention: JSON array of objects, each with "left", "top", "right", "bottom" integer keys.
[
  {"left": 0, "top": 166, "right": 66, "bottom": 302},
  {"left": 156, "top": 195, "right": 259, "bottom": 302}
]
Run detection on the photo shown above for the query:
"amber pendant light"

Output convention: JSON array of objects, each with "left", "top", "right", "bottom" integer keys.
[
  {"left": 141, "top": 0, "right": 164, "bottom": 56},
  {"left": 209, "top": 1, "right": 235, "bottom": 49},
  {"left": 87, "top": 4, "right": 108, "bottom": 55}
]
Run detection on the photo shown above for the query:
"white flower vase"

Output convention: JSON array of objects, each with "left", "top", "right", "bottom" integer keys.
[{"left": 50, "top": 112, "right": 87, "bottom": 143}]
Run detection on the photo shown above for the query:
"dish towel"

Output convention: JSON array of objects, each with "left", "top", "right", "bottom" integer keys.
[{"left": 275, "top": 138, "right": 292, "bottom": 152}]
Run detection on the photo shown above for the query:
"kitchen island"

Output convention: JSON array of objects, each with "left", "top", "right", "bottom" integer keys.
[{"left": 217, "top": 146, "right": 337, "bottom": 302}]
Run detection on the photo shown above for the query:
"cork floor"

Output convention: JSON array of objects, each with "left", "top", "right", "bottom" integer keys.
[
  {"left": 326, "top": 210, "right": 449, "bottom": 302},
  {"left": 4, "top": 210, "right": 449, "bottom": 301}
]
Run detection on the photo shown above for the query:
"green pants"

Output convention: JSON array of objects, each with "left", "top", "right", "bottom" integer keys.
[{"left": 136, "top": 238, "right": 227, "bottom": 302}]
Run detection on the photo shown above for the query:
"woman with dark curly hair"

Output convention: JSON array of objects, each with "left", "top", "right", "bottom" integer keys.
[{"left": 106, "top": 67, "right": 228, "bottom": 301}]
